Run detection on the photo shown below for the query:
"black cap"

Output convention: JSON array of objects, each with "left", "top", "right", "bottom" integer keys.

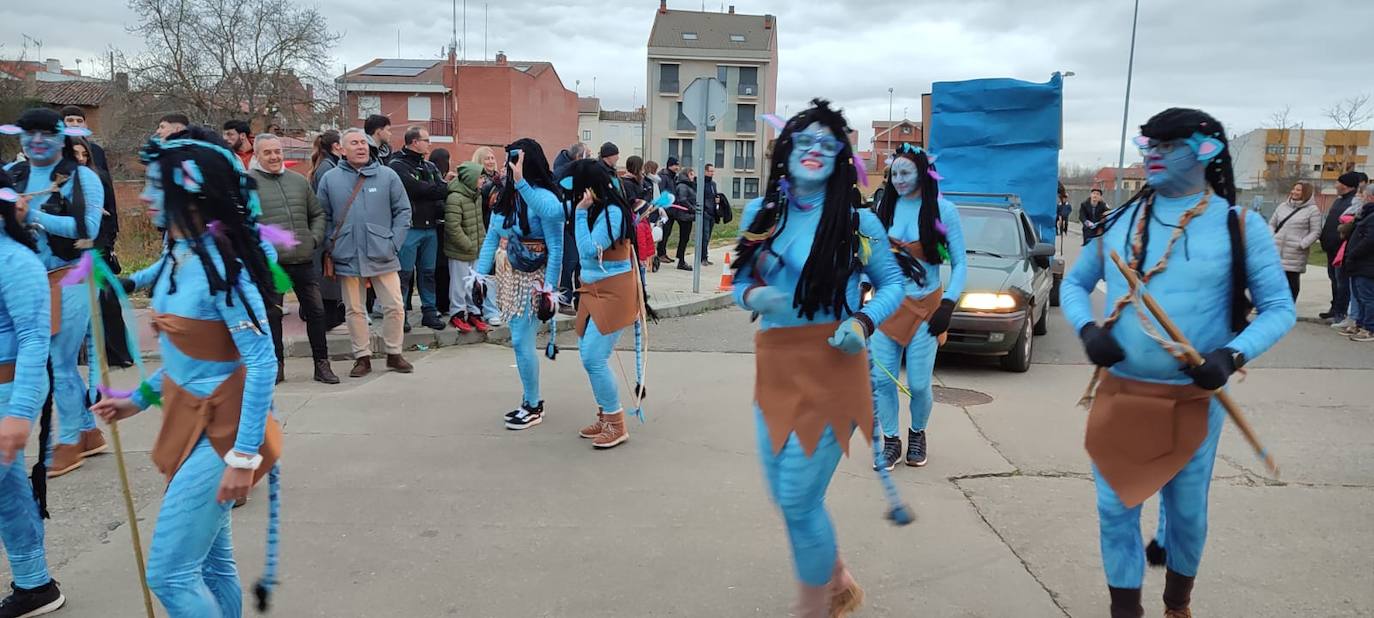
[
  {"left": 15, "top": 108, "right": 61, "bottom": 133},
  {"left": 1338, "top": 172, "right": 1362, "bottom": 188},
  {"left": 599, "top": 142, "right": 619, "bottom": 158}
]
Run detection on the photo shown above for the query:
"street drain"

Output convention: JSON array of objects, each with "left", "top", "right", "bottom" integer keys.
[{"left": 933, "top": 386, "right": 993, "bottom": 406}]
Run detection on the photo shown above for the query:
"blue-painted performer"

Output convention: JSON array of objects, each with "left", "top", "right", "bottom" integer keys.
[
  {"left": 1061, "top": 108, "right": 1295, "bottom": 617},
  {"left": 0, "top": 170, "right": 65, "bottom": 616},
  {"left": 563, "top": 160, "right": 652, "bottom": 449},
  {"left": 731, "top": 100, "right": 906, "bottom": 617},
  {"left": 471, "top": 139, "right": 565, "bottom": 430},
  {"left": 868, "top": 144, "right": 966, "bottom": 470},
  {"left": 1, "top": 108, "right": 107, "bottom": 479},
  {"left": 91, "top": 127, "right": 285, "bottom": 617}
]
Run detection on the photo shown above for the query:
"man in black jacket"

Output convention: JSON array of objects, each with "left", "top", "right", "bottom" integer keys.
[
  {"left": 1321, "top": 172, "right": 1362, "bottom": 321},
  {"left": 671, "top": 167, "right": 699, "bottom": 271},
  {"left": 388, "top": 126, "right": 453, "bottom": 331},
  {"left": 1342, "top": 183, "right": 1374, "bottom": 341},
  {"left": 656, "top": 157, "right": 682, "bottom": 262},
  {"left": 1079, "top": 188, "right": 1108, "bottom": 246}
]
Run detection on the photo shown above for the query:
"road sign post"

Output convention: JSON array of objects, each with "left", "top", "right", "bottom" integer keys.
[{"left": 682, "top": 77, "right": 727, "bottom": 293}]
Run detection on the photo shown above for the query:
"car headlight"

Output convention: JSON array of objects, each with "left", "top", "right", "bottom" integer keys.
[{"left": 958, "top": 292, "right": 1019, "bottom": 312}]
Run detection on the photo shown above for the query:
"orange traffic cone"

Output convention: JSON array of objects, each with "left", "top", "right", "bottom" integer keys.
[{"left": 717, "top": 252, "right": 734, "bottom": 291}]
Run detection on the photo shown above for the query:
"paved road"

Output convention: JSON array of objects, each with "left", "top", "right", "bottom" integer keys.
[{"left": 9, "top": 239, "right": 1373, "bottom": 617}]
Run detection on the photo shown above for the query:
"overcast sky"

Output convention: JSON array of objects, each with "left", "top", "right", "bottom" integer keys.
[{"left": 4, "top": 0, "right": 1372, "bottom": 168}]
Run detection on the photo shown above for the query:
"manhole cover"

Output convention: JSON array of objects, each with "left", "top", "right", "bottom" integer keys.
[{"left": 933, "top": 386, "right": 993, "bottom": 406}]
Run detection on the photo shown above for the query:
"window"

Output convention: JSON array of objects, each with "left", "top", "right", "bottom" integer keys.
[
  {"left": 358, "top": 95, "right": 381, "bottom": 119},
  {"left": 715, "top": 141, "right": 726, "bottom": 168},
  {"left": 659, "top": 63, "right": 680, "bottom": 93},
  {"left": 1288, "top": 146, "right": 1299, "bottom": 155},
  {"left": 717, "top": 65, "right": 728, "bottom": 87},
  {"left": 729, "top": 34, "right": 746, "bottom": 42},
  {"left": 682, "top": 32, "right": 698, "bottom": 40},
  {"left": 1304, "top": 147, "right": 1312, "bottom": 154},
  {"left": 582, "top": 129, "right": 592, "bottom": 141},
  {"left": 669, "top": 139, "right": 694, "bottom": 168},
  {"left": 1313, "top": 164, "right": 1322, "bottom": 172},
  {"left": 732, "top": 177, "right": 742, "bottom": 199},
  {"left": 743, "top": 177, "right": 760, "bottom": 199},
  {"left": 733, "top": 140, "right": 756, "bottom": 170},
  {"left": 675, "top": 102, "right": 696, "bottom": 131},
  {"left": 736, "top": 104, "right": 756, "bottom": 133},
  {"left": 1266, "top": 144, "right": 1285, "bottom": 154},
  {"left": 738, "top": 66, "right": 758, "bottom": 97},
  {"left": 407, "top": 96, "right": 431, "bottom": 121}
]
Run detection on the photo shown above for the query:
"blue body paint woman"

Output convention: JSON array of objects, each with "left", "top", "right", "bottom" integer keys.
[
  {"left": 868, "top": 145, "right": 966, "bottom": 470},
  {"left": 92, "top": 128, "right": 285, "bottom": 617},
  {"left": 731, "top": 100, "right": 905, "bottom": 617},
  {"left": 1061, "top": 108, "right": 1295, "bottom": 617}
]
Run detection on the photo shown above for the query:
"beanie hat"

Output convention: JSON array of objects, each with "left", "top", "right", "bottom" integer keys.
[{"left": 599, "top": 142, "right": 619, "bottom": 158}]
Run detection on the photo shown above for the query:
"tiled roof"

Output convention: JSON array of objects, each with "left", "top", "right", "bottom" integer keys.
[
  {"left": 35, "top": 81, "right": 112, "bottom": 106},
  {"left": 600, "top": 109, "right": 645, "bottom": 122},
  {"left": 578, "top": 97, "right": 601, "bottom": 114},
  {"left": 649, "top": 9, "right": 776, "bottom": 52}
]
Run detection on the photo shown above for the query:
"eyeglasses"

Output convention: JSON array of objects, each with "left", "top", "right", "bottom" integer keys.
[{"left": 792, "top": 132, "right": 844, "bottom": 156}]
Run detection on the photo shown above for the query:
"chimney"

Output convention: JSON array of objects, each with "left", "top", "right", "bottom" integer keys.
[
  {"left": 495, "top": 51, "right": 507, "bottom": 65},
  {"left": 764, "top": 14, "right": 774, "bottom": 29},
  {"left": 114, "top": 72, "right": 129, "bottom": 94},
  {"left": 728, "top": 5, "right": 735, "bottom": 13},
  {"left": 45, "top": 58, "right": 62, "bottom": 74},
  {"left": 659, "top": 0, "right": 667, "bottom": 14}
]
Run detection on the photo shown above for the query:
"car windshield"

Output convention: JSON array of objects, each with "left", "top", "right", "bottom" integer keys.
[{"left": 956, "top": 207, "right": 1024, "bottom": 257}]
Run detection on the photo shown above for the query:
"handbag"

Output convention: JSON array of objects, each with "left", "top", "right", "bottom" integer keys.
[
  {"left": 322, "top": 175, "right": 367, "bottom": 280},
  {"left": 506, "top": 238, "right": 548, "bottom": 272}
]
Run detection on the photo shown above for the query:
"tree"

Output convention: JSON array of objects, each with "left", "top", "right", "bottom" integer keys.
[
  {"left": 1262, "top": 105, "right": 1309, "bottom": 196},
  {"left": 1324, "top": 94, "right": 1372, "bottom": 175},
  {"left": 126, "top": 0, "right": 336, "bottom": 132}
]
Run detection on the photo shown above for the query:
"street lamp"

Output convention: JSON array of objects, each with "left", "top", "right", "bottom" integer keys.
[{"left": 1113, "top": 0, "right": 1140, "bottom": 208}]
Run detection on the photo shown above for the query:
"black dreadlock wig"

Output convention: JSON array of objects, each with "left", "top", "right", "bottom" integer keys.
[
  {"left": 497, "top": 138, "right": 559, "bottom": 235},
  {"left": 142, "top": 126, "right": 276, "bottom": 328},
  {"left": 732, "top": 98, "right": 866, "bottom": 321},
  {"left": 875, "top": 146, "right": 946, "bottom": 286},
  {"left": 0, "top": 170, "right": 37, "bottom": 253},
  {"left": 567, "top": 159, "right": 633, "bottom": 244}
]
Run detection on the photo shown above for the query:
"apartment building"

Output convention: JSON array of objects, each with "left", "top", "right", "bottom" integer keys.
[
  {"left": 1231, "top": 127, "right": 1373, "bottom": 191},
  {"left": 645, "top": 1, "right": 778, "bottom": 202}
]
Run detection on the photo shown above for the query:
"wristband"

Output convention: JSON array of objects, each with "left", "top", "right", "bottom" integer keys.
[{"left": 223, "top": 451, "right": 263, "bottom": 470}]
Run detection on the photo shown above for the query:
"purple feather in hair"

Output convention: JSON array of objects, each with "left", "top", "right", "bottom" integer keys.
[
  {"left": 0, "top": 188, "right": 18, "bottom": 203},
  {"left": 777, "top": 177, "right": 791, "bottom": 198},
  {"left": 935, "top": 219, "right": 949, "bottom": 235},
  {"left": 258, "top": 223, "right": 300, "bottom": 249},
  {"left": 927, "top": 169, "right": 944, "bottom": 182},
  {"left": 60, "top": 252, "right": 94, "bottom": 286},
  {"left": 852, "top": 153, "right": 869, "bottom": 187},
  {"left": 206, "top": 220, "right": 226, "bottom": 238},
  {"left": 61, "top": 126, "right": 92, "bottom": 137},
  {"left": 97, "top": 385, "right": 136, "bottom": 399}
]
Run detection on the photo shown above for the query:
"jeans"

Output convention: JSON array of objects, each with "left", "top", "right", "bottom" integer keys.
[
  {"left": 1351, "top": 277, "right": 1374, "bottom": 331},
  {"left": 398, "top": 227, "right": 439, "bottom": 315},
  {"left": 0, "top": 445, "right": 50, "bottom": 589},
  {"left": 265, "top": 262, "right": 329, "bottom": 361},
  {"left": 1328, "top": 257, "right": 1349, "bottom": 319},
  {"left": 146, "top": 437, "right": 240, "bottom": 617}
]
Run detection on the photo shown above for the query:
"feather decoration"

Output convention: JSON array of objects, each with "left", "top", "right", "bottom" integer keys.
[
  {"left": 136, "top": 381, "right": 162, "bottom": 408},
  {"left": 927, "top": 169, "right": 944, "bottom": 182},
  {"left": 858, "top": 235, "right": 873, "bottom": 265},
  {"left": 0, "top": 124, "right": 20, "bottom": 135},
  {"left": 206, "top": 220, "right": 226, "bottom": 238},
  {"left": 938, "top": 243, "right": 951, "bottom": 262},
  {"left": 258, "top": 223, "right": 300, "bottom": 249},
  {"left": 0, "top": 188, "right": 18, "bottom": 202},
  {"left": 268, "top": 260, "right": 294, "bottom": 293},
  {"left": 59, "top": 252, "right": 94, "bottom": 286},
  {"left": 935, "top": 220, "right": 949, "bottom": 235},
  {"left": 97, "top": 385, "right": 136, "bottom": 399},
  {"left": 852, "top": 153, "right": 869, "bottom": 187},
  {"left": 760, "top": 113, "right": 787, "bottom": 131}
]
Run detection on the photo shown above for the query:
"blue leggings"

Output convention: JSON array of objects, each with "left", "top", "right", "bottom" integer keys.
[
  {"left": 507, "top": 310, "right": 542, "bottom": 405},
  {"left": 146, "top": 437, "right": 241, "bottom": 618},
  {"left": 1096, "top": 400, "right": 1223, "bottom": 588},
  {"left": 579, "top": 317, "right": 626, "bottom": 412},
  {"left": 754, "top": 407, "right": 843, "bottom": 587},
  {"left": 52, "top": 284, "right": 96, "bottom": 450},
  {"left": 869, "top": 325, "right": 937, "bottom": 438},
  {"left": 0, "top": 452, "right": 50, "bottom": 589}
]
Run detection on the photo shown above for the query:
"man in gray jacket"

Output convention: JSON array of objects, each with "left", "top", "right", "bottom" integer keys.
[
  {"left": 317, "top": 127, "right": 413, "bottom": 377},
  {"left": 251, "top": 134, "right": 338, "bottom": 384}
]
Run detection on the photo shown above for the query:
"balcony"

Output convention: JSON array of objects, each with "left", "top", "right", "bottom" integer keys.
[{"left": 428, "top": 118, "right": 454, "bottom": 139}]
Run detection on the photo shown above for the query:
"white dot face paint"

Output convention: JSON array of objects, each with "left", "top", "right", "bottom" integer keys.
[{"left": 890, "top": 156, "right": 919, "bottom": 197}]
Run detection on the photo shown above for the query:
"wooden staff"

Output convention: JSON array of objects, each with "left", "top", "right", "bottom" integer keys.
[
  {"left": 85, "top": 262, "right": 157, "bottom": 618},
  {"left": 1107, "top": 249, "right": 1279, "bottom": 477}
]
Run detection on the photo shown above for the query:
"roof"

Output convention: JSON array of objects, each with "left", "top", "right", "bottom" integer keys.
[
  {"left": 338, "top": 58, "right": 556, "bottom": 85},
  {"left": 35, "top": 80, "right": 112, "bottom": 106},
  {"left": 600, "top": 109, "right": 645, "bottom": 123},
  {"left": 1093, "top": 164, "right": 1146, "bottom": 182},
  {"left": 0, "top": 60, "right": 92, "bottom": 82},
  {"left": 648, "top": 8, "right": 777, "bottom": 54},
  {"left": 578, "top": 97, "right": 601, "bottom": 114}
]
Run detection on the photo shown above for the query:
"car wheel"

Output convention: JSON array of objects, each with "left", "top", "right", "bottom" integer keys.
[
  {"left": 999, "top": 313, "right": 1033, "bottom": 373},
  {"left": 1050, "top": 274, "right": 1062, "bottom": 307},
  {"left": 1033, "top": 302, "right": 1048, "bottom": 336}
]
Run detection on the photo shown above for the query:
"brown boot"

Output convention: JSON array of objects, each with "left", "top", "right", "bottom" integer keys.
[
  {"left": 313, "top": 358, "right": 340, "bottom": 384},
  {"left": 1162, "top": 570, "right": 1194, "bottom": 618},
  {"left": 349, "top": 356, "right": 372, "bottom": 378},
  {"left": 47, "top": 444, "right": 84, "bottom": 478},
  {"left": 591, "top": 411, "right": 628, "bottom": 449},
  {"left": 794, "top": 582, "right": 829, "bottom": 618},
  {"left": 1109, "top": 587, "right": 1144, "bottom": 618},
  {"left": 386, "top": 354, "right": 413, "bottom": 373},
  {"left": 579, "top": 411, "right": 607, "bottom": 439},
  {"left": 80, "top": 428, "right": 108, "bottom": 457},
  {"left": 829, "top": 558, "right": 864, "bottom": 617}
]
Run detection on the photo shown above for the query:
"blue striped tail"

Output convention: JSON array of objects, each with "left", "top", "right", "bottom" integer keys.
[{"left": 253, "top": 463, "right": 281, "bottom": 612}]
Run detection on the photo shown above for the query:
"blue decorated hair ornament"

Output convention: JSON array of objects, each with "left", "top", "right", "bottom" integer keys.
[{"left": 1185, "top": 132, "right": 1225, "bottom": 161}]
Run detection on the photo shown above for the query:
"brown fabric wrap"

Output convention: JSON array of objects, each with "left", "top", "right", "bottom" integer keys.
[
  {"left": 755, "top": 322, "right": 873, "bottom": 457},
  {"left": 46, "top": 268, "right": 67, "bottom": 336},
  {"left": 150, "top": 313, "right": 240, "bottom": 362},
  {"left": 574, "top": 241, "right": 640, "bottom": 338},
  {"left": 152, "top": 367, "right": 282, "bottom": 486},
  {"left": 879, "top": 287, "right": 944, "bottom": 345},
  {"left": 0, "top": 362, "right": 14, "bottom": 384},
  {"left": 1085, "top": 373, "right": 1212, "bottom": 508},
  {"left": 893, "top": 238, "right": 925, "bottom": 262}
]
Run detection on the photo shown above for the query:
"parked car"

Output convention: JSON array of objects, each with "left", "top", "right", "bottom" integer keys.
[{"left": 938, "top": 195, "right": 1060, "bottom": 372}]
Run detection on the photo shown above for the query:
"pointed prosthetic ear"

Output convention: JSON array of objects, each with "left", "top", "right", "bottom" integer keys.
[
  {"left": 0, "top": 188, "right": 18, "bottom": 202},
  {"left": 61, "top": 126, "right": 93, "bottom": 137},
  {"left": 1132, "top": 135, "right": 1151, "bottom": 151},
  {"left": 559, "top": 176, "right": 573, "bottom": 191},
  {"left": 0, "top": 125, "right": 21, "bottom": 135},
  {"left": 1189, "top": 132, "right": 1224, "bottom": 161},
  {"left": 760, "top": 113, "right": 786, "bottom": 131}
]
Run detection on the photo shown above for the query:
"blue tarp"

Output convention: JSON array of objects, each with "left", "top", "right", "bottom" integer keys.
[{"left": 928, "top": 74, "right": 1063, "bottom": 242}]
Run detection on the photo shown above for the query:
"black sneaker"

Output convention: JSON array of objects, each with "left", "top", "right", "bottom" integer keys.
[
  {"left": 905, "top": 429, "right": 928, "bottom": 467},
  {"left": 0, "top": 580, "right": 65, "bottom": 618},
  {"left": 421, "top": 313, "right": 446, "bottom": 331},
  {"left": 676, "top": 262, "right": 692, "bottom": 271},
  {"left": 505, "top": 401, "right": 544, "bottom": 430},
  {"left": 875, "top": 435, "right": 902, "bottom": 471}
]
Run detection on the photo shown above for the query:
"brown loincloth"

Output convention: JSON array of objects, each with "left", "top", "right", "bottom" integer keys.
[
  {"left": 46, "top": 268, "right": 69, "bottom": 336},
  {"left": 755, "top": 322, "right": 874, "bottom": 457},
  {"left": 1085, "top": 373, "right": 1212, "bottom": 508},
  {"left": 0, "top": 362, "right": 13, "bottom": 384},
  {"left": 574, "top": 240, "right": 639, "bottom": 338},
  {"left": 879, "top": 287, "right": 944, "bottom": 345}
]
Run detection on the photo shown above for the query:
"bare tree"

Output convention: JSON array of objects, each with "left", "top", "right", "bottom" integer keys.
[
  {"left": 126, "top": 0, "right": 336, "bottom": 132},
  {"left": 1262, "top": 105, "right": 1309, "bottom": 195},
  {"left": 1324, "top": 94, "right": 1372, "bottom": 175}
]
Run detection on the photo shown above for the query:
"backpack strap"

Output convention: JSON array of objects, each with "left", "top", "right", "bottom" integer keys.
[{"left": 1227, "top": 205, "right": 1254, "bottom": 334}]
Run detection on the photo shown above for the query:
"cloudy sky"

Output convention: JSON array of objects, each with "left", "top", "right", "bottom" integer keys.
[{"left": 4, "top": 0, "right": 1372, "bottom": 167}]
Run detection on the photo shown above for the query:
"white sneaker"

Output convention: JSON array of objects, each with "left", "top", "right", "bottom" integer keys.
[
  {"left": 1331, "top": 318, "right": 1355, "bottom": 330},
  {"left": 1351, "top": 329, "right": 1374, "bottom": 343}
]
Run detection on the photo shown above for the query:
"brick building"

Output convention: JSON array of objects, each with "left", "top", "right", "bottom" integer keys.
[{"left": 337, "top": 50, "right": 577, "bottom": 162}]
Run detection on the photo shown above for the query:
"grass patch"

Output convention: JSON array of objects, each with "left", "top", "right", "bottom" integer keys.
[
  {"left": 113, "top": 204, "right": 163, "bottom": 274},
  {"left": 1309, "top": 244, "right": 1327, "bottom": 268}
]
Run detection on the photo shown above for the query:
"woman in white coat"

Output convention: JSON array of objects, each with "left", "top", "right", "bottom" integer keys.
[{"left": 1269, "top": 181, "right": 1324, "bottom": 300}]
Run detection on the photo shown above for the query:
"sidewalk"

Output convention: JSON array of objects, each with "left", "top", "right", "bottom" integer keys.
[{"left": 130, "top": 249, "right": 737, "bottom": 359}]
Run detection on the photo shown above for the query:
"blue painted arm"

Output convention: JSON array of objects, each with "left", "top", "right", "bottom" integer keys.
[
  {"left": 857, "top": 210, "right": 905, "bottom": 325},
  {"left": 33, "top": 167, "right": 103, "bottom": 240},
  {"left": 1226, "top": 210, "right": 1297, "bottom": 360},
  {"left": 1062, "top": 237, "right": 1105, "bottom": 334},
  {"left": 131, "top": 367, "right": 165, "bottom": 411},
  {"left": 731, "top": 199, "right": 764, "bottom": 310},
  {"left": 1, "top": 258, "right": 50, "bottom": 421},
  {"left": 938, "top": 198, "right": 968, "bottom": 301},
  {"left": 217, "top": 280, "right": 276, "bottom": 456},
  {"left": 475, "top": 213, "right": 506, "bottom": 275},
  {"left": 575, "top": 207, "right": 625, "bottom": 259},
  {"left": 128, "top": 256, "right": 166, "bottom": 291},
  {"left": 519, "top": 180, "right": 565, "bottom": 289}
]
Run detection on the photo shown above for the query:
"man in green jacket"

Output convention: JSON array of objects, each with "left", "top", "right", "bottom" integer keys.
[
  {"left": 443, "top": 161, "right": 488, "bottom": 333},
  {"left": 251, "top": 134, "right": 339, "bottom": 384}
]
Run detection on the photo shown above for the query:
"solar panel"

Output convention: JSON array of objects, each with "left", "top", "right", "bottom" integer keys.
[
  {"left": 376, "top": 59, "right": 439, "bottom": 69},
  {"left": 360, "top": 66, "right": 430, "bottom": 77}
]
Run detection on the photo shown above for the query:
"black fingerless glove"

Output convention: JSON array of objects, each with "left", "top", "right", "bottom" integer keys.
[
  {"left": 927, "top": 299, "right": 956, "bottom": 337},
  {"left": 1079, "top": 323, "right": 1126, "bottom": 368},
  {"left": 119, "top": 277, "right": 136, "bottom": 294},
  {"left": 1183, "top": 347, "right": 1238, "bottom": 391}
]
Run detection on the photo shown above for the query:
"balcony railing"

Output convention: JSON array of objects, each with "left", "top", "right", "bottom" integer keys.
[{"left": 428, "top": 118, "right": 454, "bottom": 138}]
